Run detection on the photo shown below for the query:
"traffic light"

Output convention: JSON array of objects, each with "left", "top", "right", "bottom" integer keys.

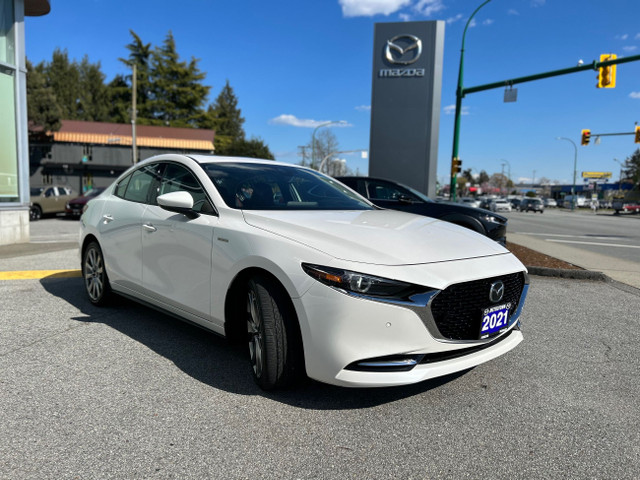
[
  {"left": 581, "top": 129, "right": 591, "bottom": 146},
  {"left": 597, "top": 54, "right": 617, "bottom": 88},
  {"left": 451, "top": 158, "right": 462, "bottom": 175},
  {"left": 635, "top": 126, "right": 640, "bottom": 144}
]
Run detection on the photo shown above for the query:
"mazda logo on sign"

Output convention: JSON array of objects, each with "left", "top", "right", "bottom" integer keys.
[
  {"left": 385, "top": 35, "right": 422, "bottom": 65},
  {"left": 489, "top": 281, "right": 505, "bottom": 303}
]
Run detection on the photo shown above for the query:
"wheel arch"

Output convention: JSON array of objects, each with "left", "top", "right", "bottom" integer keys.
[
  {"left": 223, "top": 267, "right": 302, "bottom": 347},
  {"left": 439, "top": 213, "right": 486, "bottom": 235}
]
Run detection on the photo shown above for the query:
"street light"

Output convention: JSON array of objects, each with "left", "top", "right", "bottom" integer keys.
[
  {"left": 450, "top": 0, "right": 493, "bottom": 202},
  {"left": 556, "top": 137, "right": 578, "bottom": 211},
  {"left": 613, "top": 158, "right": 624, "bottom": 195},
  {"left": 311, "top": 120, "right": 347, "bottom": 169}
]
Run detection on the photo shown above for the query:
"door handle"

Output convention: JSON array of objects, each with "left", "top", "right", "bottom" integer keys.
[
  {"left": 102, "top": 214, "right": 114, "bottom": 223},
  {"left": 142, "top": 223, "right": 157, "bottom": 232}
]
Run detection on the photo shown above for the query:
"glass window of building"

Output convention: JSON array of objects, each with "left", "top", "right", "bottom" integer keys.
[
  {"left": 0, "top": 66, "right": 18, "bottom": 202},
  {"left": 0, "top": 0, "right": 16, "bottom": 65}
]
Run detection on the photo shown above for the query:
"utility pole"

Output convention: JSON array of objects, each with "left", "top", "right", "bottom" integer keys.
[{"left": 132, "top": 64, "right": 138, "bottom": 164}]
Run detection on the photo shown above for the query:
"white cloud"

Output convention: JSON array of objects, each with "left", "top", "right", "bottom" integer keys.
[
  {"left": 508, "top": 9, "right": 519, "bottom": 15},
  {"left": 636, "top": 33, "right": 640, "bottom": 40},
  {"left": 616, "top": 34, "right": 629, "bottom": 40},
  {"left": 414, "top": 0, "right": 445, "bottom": 17},
  {"left": 469, "top": 18, "right": 477, "bottom": 28},
  {"left": 483, "top": 19, "right": 494, "bottom": 26},
  {"left": 339, "top": 0, "right": 411, "bottom": 17},
  {"left": 355, "top": 105, "right": 371, "bottom": 112},
  {"left": 531, "top": 0, "right": 546, "bottom": 7},
  {"left": 623, "top": 45, "right": 638, "bottom": 52},
  {"left": 630, "top": 92, "right": 640, "bottom": 99},
  {"left": 399, "top": 12, "right": 411, "bottom": 21},
  {"left": 269, "top": 115, "right": 352, "bottom": 128},
  {"left": 443, "top": 105, "right": 469, "bottom": 115},
  {"left": 446, "top": 13, "right": 463, "bottom": 24}
]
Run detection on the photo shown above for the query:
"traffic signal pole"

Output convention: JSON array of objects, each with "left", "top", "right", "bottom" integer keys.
[{"left": 450, "top": 50, "right": 640, "bottom": 201}]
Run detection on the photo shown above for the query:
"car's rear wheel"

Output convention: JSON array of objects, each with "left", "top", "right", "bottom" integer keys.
[
  {"left": 246, "top": 275, "right": 302, "bottom": 390},
  {"left": 83, "top": 241, "right": 111, "bottom": 306},
  {"left": 30, "top": 205, "right": 42, "bottom": 221}
]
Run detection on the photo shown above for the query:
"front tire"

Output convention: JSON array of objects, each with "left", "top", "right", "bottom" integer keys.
[
  {"left": 82, "top": 241, "right": 111, "bottom": 306},
  {"left": 30, "top": 205, "right": 42, "bottom": 221},
  {"left": 246, "top": 275, "right": 303, "bottom": 390}
]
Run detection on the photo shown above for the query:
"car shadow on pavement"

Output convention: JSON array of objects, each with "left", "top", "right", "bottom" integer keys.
[{"left": 41, "top": 276, "right": 469, "bottom": 410}]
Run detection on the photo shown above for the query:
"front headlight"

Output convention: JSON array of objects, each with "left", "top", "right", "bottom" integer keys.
[
  {"left": 302, "top": 263, "right": 419, "bottom": 299},
  {"left": 480, "top": 214, "right": 497, "bottom": 223}
]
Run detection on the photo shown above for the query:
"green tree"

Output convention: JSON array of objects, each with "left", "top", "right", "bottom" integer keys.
[
  {"left": 622, "top": 148, "right": 640, "bottom": 186},
  {"left": 109, "top": 30, "right": 154, "bottom": 123},
  {"left": 46, "top": 48, "right": 80, "bottom": 120},
  {"left": 26, "top": 59, "right": 62, "bottom": 131},
  {"left": 224, "top": 137, "right": 275, "bottom": 159},
  {"left": 77, "top": 55, "right": 110, "bottom": 122},
  {"left": 208, "top": 80, "right": 246, "bottom": 153},
  {"left": 148, "top": 31, "right": 210, "bottom": 127}
]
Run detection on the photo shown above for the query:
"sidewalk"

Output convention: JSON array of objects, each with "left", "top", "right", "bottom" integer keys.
[{"left": 509, "top": 232, "right": 640, "bottom": 289}]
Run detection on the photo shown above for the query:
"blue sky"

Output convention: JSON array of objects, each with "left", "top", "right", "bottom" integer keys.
[{"left": 25, "top": 0, "right": 640, "bottom": 187}]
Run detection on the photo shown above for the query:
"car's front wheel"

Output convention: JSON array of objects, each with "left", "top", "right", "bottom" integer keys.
[
  {"left": 246, "top": 275, "right": 303, "bottom": 390},
  {"left": 82, "top": 241, "right": 111, "bottom": 306},
  {"left": 30, "top": 205, "right": 42, "bottom": 221}
]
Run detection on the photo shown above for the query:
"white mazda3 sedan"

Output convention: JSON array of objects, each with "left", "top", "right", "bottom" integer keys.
[{"left": 80, "top": 154, "right": 529, "bottom": 390}]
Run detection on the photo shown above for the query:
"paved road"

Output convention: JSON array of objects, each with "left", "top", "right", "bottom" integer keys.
[
  {"left": 1, "top": 222, "right": 639, "bottom": 479},
  {"left": 505, "top": 209, "right": 640, "bottom": 288}
]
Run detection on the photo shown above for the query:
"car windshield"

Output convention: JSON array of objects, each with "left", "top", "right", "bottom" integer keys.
[{"left": 201, "top": 162, "right": 373, "bottom": 210}]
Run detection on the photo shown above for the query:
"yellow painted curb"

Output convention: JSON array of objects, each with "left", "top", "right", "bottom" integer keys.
[{"left": 0, "top": 270, "right": 82, "bottom": 280}]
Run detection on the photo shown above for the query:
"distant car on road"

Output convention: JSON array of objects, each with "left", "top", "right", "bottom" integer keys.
[
  {"left": 520, "top": 198, "right": 544, "bottom": 213},
  {"left": 543, "top": 198, "right": 557, "bottom": 208},
  {"left": 65, "top": 187, "right": 106, "bottom": 217},
  {"left": 336, "top": 176, "right": 508, "bottom": 245},
  {"left": 490, "top": 198, "right": 512, "bottom": 213},
  {"left": 30, "top": 185, "right": 76, "bottom": 221},
  {"left": 458, "top": 197, "right": 481, "bottom": 208}
]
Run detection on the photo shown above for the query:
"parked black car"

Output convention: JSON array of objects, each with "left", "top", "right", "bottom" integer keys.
[{"left": 336, "top": 176, "right": 507, "bottom": 245}]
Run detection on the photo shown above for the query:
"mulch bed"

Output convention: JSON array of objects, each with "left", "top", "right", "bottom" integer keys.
[{"left": 506, "top": 242, "right": 582, "bottom": 270}]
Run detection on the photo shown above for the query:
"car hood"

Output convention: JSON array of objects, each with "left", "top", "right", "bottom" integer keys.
[{"left": 242, "top": 210, "right": 508, "bottom": 265}]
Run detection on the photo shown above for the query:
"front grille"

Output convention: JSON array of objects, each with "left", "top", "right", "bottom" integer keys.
[{"left": 430, "top": 272, "right": 525, "bottom": 340}]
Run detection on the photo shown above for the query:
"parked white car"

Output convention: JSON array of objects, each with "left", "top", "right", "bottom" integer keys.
[
  {"left": 458, "top": 197, "right": 481, "bottom": 208},
  {"left": 490, "top": 199, "right": 512, "bottom": 213},
  {"left": 80, "top": 155, "right": 529, "bottom": 389}
]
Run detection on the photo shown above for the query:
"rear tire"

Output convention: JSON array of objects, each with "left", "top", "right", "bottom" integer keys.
[
  {"left": 82, "top": 241, "right": 111, "bottom": 306},
  {"left": 245, "top": 275, "right": 303, "bottom": 390}
]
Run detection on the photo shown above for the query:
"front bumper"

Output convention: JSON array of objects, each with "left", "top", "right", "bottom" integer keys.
[{"left": 294, "top": 266, "right": 528, "bottom": 387}]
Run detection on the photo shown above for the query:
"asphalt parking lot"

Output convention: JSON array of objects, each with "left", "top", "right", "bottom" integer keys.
[{"left": 1, "top": 228, "right": 639, "bottom": 478}]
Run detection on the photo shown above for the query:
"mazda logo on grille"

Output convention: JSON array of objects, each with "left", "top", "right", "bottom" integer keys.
[
  {"left": 385, "top": 35, "right": 422, "bottom": 65},
  {"left": 489, "top": 281, "right": 505, "bottom": 303}
]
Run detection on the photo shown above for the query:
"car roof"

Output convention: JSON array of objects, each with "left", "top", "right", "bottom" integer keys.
[{"left": 188, "top": 154, "right": 295, "bottom": 168}]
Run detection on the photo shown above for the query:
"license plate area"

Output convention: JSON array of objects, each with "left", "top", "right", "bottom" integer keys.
[{"left": 479, "top": 303, "right": 511, "bottom": 339}]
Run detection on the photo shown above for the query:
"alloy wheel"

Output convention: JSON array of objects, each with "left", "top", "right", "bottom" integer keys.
[{"left": 247, "top": 288, "right": 265, "bottom": 378}]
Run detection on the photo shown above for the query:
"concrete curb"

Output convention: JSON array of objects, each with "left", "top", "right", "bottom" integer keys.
[{"left": 526, "top": 265, "right": 610, "bottom": 282}]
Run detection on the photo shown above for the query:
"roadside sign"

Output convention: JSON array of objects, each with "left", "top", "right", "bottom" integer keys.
[{"left": 581, "top": 171, "right": 611, "bottom": 179}]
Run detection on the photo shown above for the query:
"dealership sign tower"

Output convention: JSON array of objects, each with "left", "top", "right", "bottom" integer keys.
[{"left": 369, "top": 21, "right": 444, "bottom": 197}]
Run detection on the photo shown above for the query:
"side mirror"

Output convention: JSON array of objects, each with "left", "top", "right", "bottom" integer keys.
[{"left": 157, "top": 191, "right": 199, "bottom": 219}]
